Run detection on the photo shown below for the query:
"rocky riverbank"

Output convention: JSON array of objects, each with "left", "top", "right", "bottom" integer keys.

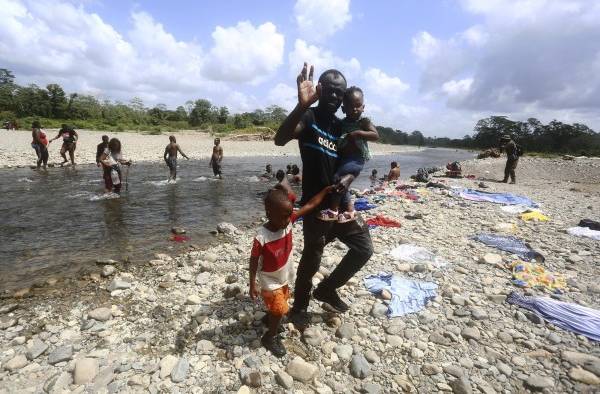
[{"left": 1, "top": 157, "right": 599, "bottom": 393}]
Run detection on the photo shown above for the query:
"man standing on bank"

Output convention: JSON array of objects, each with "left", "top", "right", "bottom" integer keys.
[
  {"left": 500, "top": 134, "right": 519, "bottom": 184},
  {"left": 274, "top": 63, "right": 373, "bottom": 329}
]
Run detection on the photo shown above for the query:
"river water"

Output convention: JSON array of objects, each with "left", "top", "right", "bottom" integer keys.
[{"left": 0, "top": 148, "right": 474, "bottom": 291}]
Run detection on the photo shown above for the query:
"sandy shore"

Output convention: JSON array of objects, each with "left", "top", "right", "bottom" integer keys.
[
  {"left": 1, "top": 157, "right": 599, "bottom": 393},
  {"left": 0, "top": 129, "right": 419, "bottom": 168}
]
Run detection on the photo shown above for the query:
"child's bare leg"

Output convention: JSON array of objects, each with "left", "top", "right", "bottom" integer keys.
[{"left": 69, "top": 148, "right": 75, "bottom": 165}]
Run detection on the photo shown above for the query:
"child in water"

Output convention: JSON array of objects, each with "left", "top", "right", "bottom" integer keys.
[
  {"left": 320, "top": 86, "right": 379, "bottom": 222},
  {"left": 249, "top": 184, "right": 332, "bottom": 357}
]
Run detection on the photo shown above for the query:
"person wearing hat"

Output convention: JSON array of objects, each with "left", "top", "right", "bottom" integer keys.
[{"left": 499, "top": 134, "right": 518, "bottom": 184}]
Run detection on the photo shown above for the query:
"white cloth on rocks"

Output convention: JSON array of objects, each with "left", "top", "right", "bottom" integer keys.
[
  {"left": 389, "top": 244, "right": 448, "bottom": 268},
  {"left": 567, "top": 226, "right": 600, "bottom": 241}
]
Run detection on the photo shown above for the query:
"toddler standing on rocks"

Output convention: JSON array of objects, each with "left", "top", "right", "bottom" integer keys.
[{"left": 249, "top": 184, "right": 332, "bottom": 357}]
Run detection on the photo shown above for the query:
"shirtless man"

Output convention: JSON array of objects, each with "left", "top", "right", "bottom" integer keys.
[
  {"left": 164, "top": 135, "right": 189, "bottom": 181},
  {"left": 387, "top": 161, "right": 400, "bottom": 181},
  {"left": 31, "top": 121, "right": 48, "bottom": 170},
  {"left": 209, "top": 138, "right": 223, "bottom": 179},
  {"left": 50, "top": 124, "right": 78, "bottom": 166}
]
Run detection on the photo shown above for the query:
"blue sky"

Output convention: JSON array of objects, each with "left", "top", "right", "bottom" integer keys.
[{"left": 1, "top": 0, "right": 599, "bottom": 137}]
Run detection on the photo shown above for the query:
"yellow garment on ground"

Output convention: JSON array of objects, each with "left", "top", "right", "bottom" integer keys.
[
  {"left": 520, "top": 211, "right": 550, "bottom": 222},
  {"left": 510, "top": 261, "right": 566, "bottom": 292}
]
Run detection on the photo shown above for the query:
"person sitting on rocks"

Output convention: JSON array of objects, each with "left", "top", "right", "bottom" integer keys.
[{"left": 249, "top": 184, "right": 332, "bottom": 357}]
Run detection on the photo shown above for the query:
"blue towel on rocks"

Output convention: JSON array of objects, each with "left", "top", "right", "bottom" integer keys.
[
  {"left": 458, "top": 189, "right": 538, "bottom": 207},
  {"left": 507, "top": 292, "right": 600, "bottom": 341},
  {"left": 473, "top": 233, "right": 544, "bottom": 262},
  {"left": 364, "top": 272, "right": 438, "bottom": 317},
  {"left": 354, "top": 198, "right": 377, "bottom": 211}
]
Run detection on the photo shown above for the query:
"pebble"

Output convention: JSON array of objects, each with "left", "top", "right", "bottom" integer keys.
[
  {"left": 4, "top": 354, "right": 28, "bottom": 371},
  {"left": 481, "top": 253, "right": 502, "bottom": 265},
  {"left": 101, "top": 265, "right": 116, "bottom": 277},
  {"left": 108, "top": 278, "right": 131, "bottom": 291},
  {"left": 171, "top": 358, "right": 189, "bottom": 383},
  {"left": 286, "top": 357, "right": 318, "bottom": 383},
  {"left": 422, "top": 363, "right": 442, "bottom": 375},
  {"left": 443, "top": 364, "right": 464, "bottom": 377},
  {"left": 568, "top": 367, "right": 600, "bottom": 385},
  {"left": 334, "top": 344, "right": 353, "bottom": 361},
  {"left": 450, "top": 376, "right": 473, "bottom": 394},
  {"left": 26, "top": 338, "right": 48, "bottom": 360},
  {"left": 159, "top": 355, "right": 178, "bottom": 379},
  {"left": 461, "top": 327, "right": 480, "bottom": 341},
  {"left": 451, "top": 295, "right": 467, "bottom": 306},
  {"left": 362, "top": 382, "right": 382, "bottom": 394},
  {"left": 364, "top": 349, "right": 380, "bottom": 363},
  {"left": 88, "top": 307, "right": 112, "bottom": 322},
  {"left": 48, "top": 345, "right": 73, "bottom": 365},
  {"left": 350, "top": 355, "right": 371, "bottom": 379},
  {"left": 370, "top": 303, "right": 388, "bottom": 318},
  {"left": 336, "top": 322, "right": 355, "bottom": 339},
  {"left": 73, "top": 358, "right": 99, "bottom": 385},
  {"left": 185, "top": 295, "right": 202, "bottom": 305},
  {"left": 525, "top": 374, "right": 554, "bottom": 390},
  {"left": 276, "top": 370, "right": 294, "bottom": 389},
  {"left": 303, "top": 327, "right": 325, "bottom": 346}
]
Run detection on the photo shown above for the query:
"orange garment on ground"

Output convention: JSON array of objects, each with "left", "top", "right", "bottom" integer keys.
[{"left": 261, "top": 285, "right": 290, "bottom": 317}]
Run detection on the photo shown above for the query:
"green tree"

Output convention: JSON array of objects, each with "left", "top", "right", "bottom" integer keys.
[
  {"left": 46, "top": 84, "right": 67, "bottom": 118},
  {"left": 189, "top": 99, "right": 213, "bottom": 126},
  {"left": 0, "top": 69, "right": 15, "bottom": 85},
  {"left": 217, "top": 106, "right": 229, "bottom": 124},
  {"left": 265, "top": 105, "right": 288, "bottom": 123}
]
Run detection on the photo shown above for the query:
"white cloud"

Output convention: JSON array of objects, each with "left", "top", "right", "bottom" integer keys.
[
  {"left": 288, "top": 39, "right": 361, "bottom": 81},
  {"left": 203, "top": 21, "right": 285, "bottom": 84},
  {"left": 0, "top": 0, "right": 285, "bottom": 108},
  {"left": 442, "top": 78, "right": 473, "bottom": 97},
  {"left": 364, "top": 68, "right": 409, "bottom": 98},
  {"left": 294, "top": 0, "right": 351, "bottom": 43},
  {"left": 266, "top": 83, "right": 297, "bottom": 111},
  {"left": 411, "top": 32, "right": 441, "bottom": 62}
]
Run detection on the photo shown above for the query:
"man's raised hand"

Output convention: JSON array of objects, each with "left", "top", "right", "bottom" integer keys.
[{"left": 297, "top": 62, "right": 320, "bottom": 109}]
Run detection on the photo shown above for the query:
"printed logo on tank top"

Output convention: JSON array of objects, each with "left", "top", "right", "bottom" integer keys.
[{"left": 303, "top": 123, "right": 339, "bottom": 158}]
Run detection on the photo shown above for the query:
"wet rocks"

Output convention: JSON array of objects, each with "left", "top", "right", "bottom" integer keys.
[
  {"left": 217, "top": 222, "right": 238, "bottom": 235},
  {"left": 171, "top": 227, "right": 186, "bottom": 235},
  {"left": 101, "top": 265, "right": 116, "bottom": 277}
]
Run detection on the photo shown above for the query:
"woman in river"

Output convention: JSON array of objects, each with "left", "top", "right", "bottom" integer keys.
[{"left": 100, "top": 138, "right": 131, "bottom": 194}]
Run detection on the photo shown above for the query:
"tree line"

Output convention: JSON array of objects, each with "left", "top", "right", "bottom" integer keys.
[
  {"left": 0, "top": 69, "right": 288, "bottom": 133},
  {"left": 2, "top": 68, "right": 598, "bottom": 155},
  {"left": 376, "top": 115, "right": 600, "bottom": 155}
]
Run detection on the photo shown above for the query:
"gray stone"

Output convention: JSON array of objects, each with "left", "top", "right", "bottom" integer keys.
[
  {"left": 412, "top": 264, "right": 427, "bottom": 273},
  {"left": 275, "top": 369, "right": 293, "bottom": 389},
  {"left": 108, "top": 278, "right": 131, "bottom": 291},
  {"left": 481, "top": 253, "right": 502, "bottom": 265},
  {"left": 362, "top": 382, "right": 382, "bottom": 394},
  {"left": 584, "top": 360, "right": 600, "bottom": 376},
  {"left": 217, "top": 222, "right": 238, "bottom": 235},
  {"left": 171, "top": 227, "right": 186, "bottom": 234},
  {"left": 547, "top": 332, "right": 561, "bottom": 344},
  {"left": 48, "top": 345, "right": 73, "bottom": 365},
  {"left": 224, "top": 284, "right": 242, "bottom": 298},
  {"left": 562, "top": 351, "right": 598, "bottom": 366},
  {"left": 0, "top": 303, "right": 18, "bottom": 314},
  {"left": 195, "top": 272, "right": 211, "bottom": 285},
  {"left": 470, "top": 308, "right": 488, "bottom": 320},
  {"left": 525, "top": 312, "right": 544, "bottom": 324},
  {"left": 418, "top": 311, "right": 436, "bottom": 324},
  {"left": 92, "top": 366, "right": 116, "bottom": 392},
  {"left": 350, "top": 355, "right": 371, "bottom": 379},
  {"left": 88, "top": 307, "right": 112, "bottom": 322},
  {"left": 243, "top": 355, "right": 261, "bottom": 369},
  {"left": 196, "top": 339, "right": 215, "bottom": 354},
  {"left": 239, "top": 368, "right": 262, "bottom": 387},
  {"left": 73, "top": 358, "right": 99, "bottom": 385},
  {"left": 159, "top": 355, "right": 178, "bottom": 379},
  {"left": 96, "top": 258, "right": 117, "bottom": 265},
  {"left": 336, "top": 322, "right": 355, "bottom": 339},
  {"left": 450, "top": 376, "right": 473, "bottom": 394},
  {"left": 497, "top": 361, "right": 512, "bottom": 376},
  {"left": 422, "top": 363, "right": 442, "bottom": 375},
  {"left": 451, "top": 295, "right": 467, "bottom": 306},
  {"left": 286, "top": 357, "right": 318, "bottom": 383},
  {"left": 364, "top": 350, "right": 380, "bottom": 364},
  {"left": 171, "top": 358, "right": 189, "bottom": 383},
  {"left": 26, "top": 338, "right": 48, "bottom": 360},
  {"left": 44, "top": 372, "right": 72, "bottom": 393},
  {"left": 461, "top": 327, "right": 480, "bottom": 341},
  {"left": 303, "top": 327, "right": 325, "bottom": 346},
  {"left": 497, "top": 331, "right": 513, "bottom": 343},
  {"left": 370, "top": 303, "right": 388, "bottom": 318},
  {"left": 185, "top": 295, "right": 202, "bottom": 305},
  {"left": 487, "top": 294, "right": 506, "bottom": 304},
  {"left": 4, "top": 354, "right": 28, "bottom": 371},
  {"left": 525, "top": 374, "right": 554, "bottom": 390},
  {"left": 101, "top": 265, "right": 116, "bottom": 277},
  {"left": 443, "top": 365, "right": 464, "bottom": 378},
  {"left": 429, "top": 332, "right": 450, "bottom": 346},
  {"left": 334, "top": 344, "right": 353, "bottom": 361},
  {"left": 568, "top": 367, "right": 600, "bottom": 385}
]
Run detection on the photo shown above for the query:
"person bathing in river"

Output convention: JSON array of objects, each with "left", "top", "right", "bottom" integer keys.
[
  {"left": 387, "top": 161, "right": 400, "bottom": 181},
  {"left": 249, "top": 184, "right": 333, "bottom": 357},
  {"left": 290, "top": 164, "right": 302, "bottom": 184},
  {"left": 209, "top": 138, "right": 223, "bottom": 179},
  {"left": 261, "top": 164, "right": 274, "bottom": 180},
  {"left": 164, "top": 135, "right": 189, "bottom": 182},
  {"left": 100, "top": 138, "right": 131, "bottom": 194},
  {"left": 49, "top": 124, "right": 78, "bottom": 166},
  {"left": 319, "top": 86, "right": 379, "bottom": 223},
  {"left": 31, "top": 121, "right": 48, "bottom": 170}
]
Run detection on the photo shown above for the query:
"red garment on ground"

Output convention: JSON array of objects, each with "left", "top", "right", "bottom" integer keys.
[{"left": 366, "top": 215, "right": 402, "bottom": 228}]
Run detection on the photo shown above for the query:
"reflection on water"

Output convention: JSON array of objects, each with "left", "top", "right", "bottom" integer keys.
[{"left": 0, "top": 149, "right": 474, "bottom": 290}]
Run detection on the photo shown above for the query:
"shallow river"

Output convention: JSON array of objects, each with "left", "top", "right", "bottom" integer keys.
[{"left": 0, "top": 148, "right": 474, "bottom": 291}]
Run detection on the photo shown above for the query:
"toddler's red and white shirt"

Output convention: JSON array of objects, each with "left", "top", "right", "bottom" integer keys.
[{"left": 251, "top": 214, "right": 298, "bottom": 291}]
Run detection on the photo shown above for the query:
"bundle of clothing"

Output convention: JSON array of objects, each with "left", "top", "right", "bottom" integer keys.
[
  {"left": 364, "top": 273, "right": 438, "bottom": 317},
  {"left": 510, "top": 261, "right": 566, "bottom": 293}
]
